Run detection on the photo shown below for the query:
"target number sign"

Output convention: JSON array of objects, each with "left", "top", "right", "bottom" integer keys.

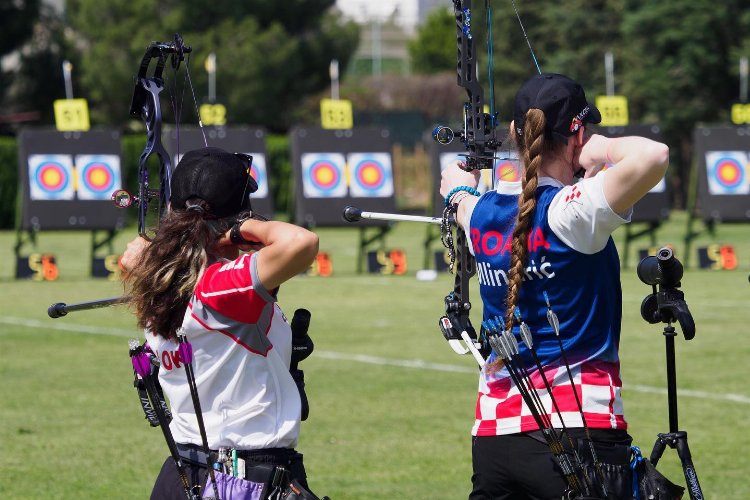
[
  {"left": 307, "top": 252, "right": 333, "bottom": 277},
  {"left": 731, "top": 103, "right": 750, "bottom": 125},
  {"left": 704, "top": 151, "right": 749, "bottom": 195},
  {"left": 595, "top": 95, "right": 629, "bottom": 127},
  {"left": 53, "top": 99, "right": 91, "bottom": 132},
  {"left": 199, "top": 103, "right": 227, "bottom": 126},
  {"left": 320, "top": 99, "right": 353, "bottom": 130},
  {"left": 698, "top": 244, "right": 738, "bottom": 270}
]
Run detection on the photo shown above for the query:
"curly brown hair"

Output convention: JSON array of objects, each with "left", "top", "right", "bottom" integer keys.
[{"left": 124, "top": 201, "right": 232, "bottom": 339}]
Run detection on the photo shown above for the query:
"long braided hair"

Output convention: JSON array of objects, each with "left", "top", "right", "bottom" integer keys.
[
  {"left": 504, "top": 108, "right": 550, "bottom": 329},
  {"left": 124, "top": 200, "right": 233, "bottom": 339}
]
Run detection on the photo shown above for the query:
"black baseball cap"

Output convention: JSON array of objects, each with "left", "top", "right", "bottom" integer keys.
[
  {"left": 170, "top": 147, "right": 258, "bottom": 218},
  {"left": 513, "top": 73, "right": 601, "bottom": 144}
]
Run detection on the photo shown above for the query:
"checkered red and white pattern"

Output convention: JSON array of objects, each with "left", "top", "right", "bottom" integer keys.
[{"left": 472, "top": 359, "right": 626, "bottom": 436}]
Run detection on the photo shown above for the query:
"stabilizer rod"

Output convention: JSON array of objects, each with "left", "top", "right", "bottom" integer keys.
[
  {"left": 48, "top": 296, "right": 131, "bottom": 318},
  {"left": 343, "top": 205, "right": 445, "bottom": 225}
]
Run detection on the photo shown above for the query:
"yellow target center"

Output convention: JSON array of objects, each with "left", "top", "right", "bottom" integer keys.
[
  {"left": 43, "top": 169, "right": 61, "bottom": 186},
  {"left": 719, "top": 164, "right": 738, "bottom": 182},
  {"left": 362, "top": 166, "right": 379, "bottom": 183},
  {"left": 90, "top": 169, "right": 107, "bottom": 186},
  {"left": 317, "top": 167, "right": 334, "bottom": 184}
]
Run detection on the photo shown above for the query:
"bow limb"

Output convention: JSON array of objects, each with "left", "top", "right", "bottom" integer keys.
[{"left": 127, "top": 35, "right": 192, "bottom": 239}]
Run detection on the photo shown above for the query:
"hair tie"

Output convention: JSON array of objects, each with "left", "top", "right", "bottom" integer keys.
[{"left": 186, "top": 204, "right": 206, "bottom": 215}]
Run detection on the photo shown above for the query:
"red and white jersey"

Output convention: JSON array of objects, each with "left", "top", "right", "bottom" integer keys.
[{"left": 146, "top": 252, "right": 301, "bottom": 450}]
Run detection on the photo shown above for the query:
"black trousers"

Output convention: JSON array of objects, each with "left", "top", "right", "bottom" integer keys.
[
  {"left": 469, "top": 429, "right": 633, "bottom": 500},
  {"left": 150, "top": 448, "right": 310, "bottom": 500}
]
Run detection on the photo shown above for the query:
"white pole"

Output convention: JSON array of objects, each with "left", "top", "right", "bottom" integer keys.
[
  {"left": 205, "top": 53, "right": 217, "bottom": 103},
  {"left": 62, "top": 60, "right": 74, "bottom": 99},
  {"left": 605, "top": 51, "right": 615, "bottom": 96},
  {"left": 740, "top": 56, "right": 748, "bottom": 103},
  {"left": 329, "top": 59, "right": 340, "bottom": 100}
]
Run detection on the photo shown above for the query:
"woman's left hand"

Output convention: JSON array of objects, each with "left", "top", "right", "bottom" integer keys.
[{"left": 440, "top": 160, "right": 481, "bottom": 198}]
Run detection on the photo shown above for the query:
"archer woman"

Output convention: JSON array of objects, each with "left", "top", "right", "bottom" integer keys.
[
  {"left": 441, "top": 73, "right": 669, "bottom": 499},
  {"left": 121, "top": 147, "right": 321, "bottom": 499}
]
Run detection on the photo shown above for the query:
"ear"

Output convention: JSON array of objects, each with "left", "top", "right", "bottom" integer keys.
[{"left": 576, "top": 127, "right": 585, "bottom": 146}]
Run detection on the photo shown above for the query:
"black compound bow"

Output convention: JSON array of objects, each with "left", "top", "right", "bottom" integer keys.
[
  {"left": 49, "top": 33, "right": 201, "bottom": 317},
  {"left": 435, "top": 0, "right": 503, "bottom": 367}
]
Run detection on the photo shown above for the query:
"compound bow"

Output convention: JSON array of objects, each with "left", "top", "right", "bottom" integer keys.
[{"left": 49, "top": 33, "right": 201, "bottom": 317}]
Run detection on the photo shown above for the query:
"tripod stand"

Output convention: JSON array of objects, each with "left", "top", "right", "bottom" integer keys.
[
  {"left": 638, "top": 247, "right": 703, "bottom": 500},
  {"left": 648, "top": 324, "right": 703, "bottom": 500}
]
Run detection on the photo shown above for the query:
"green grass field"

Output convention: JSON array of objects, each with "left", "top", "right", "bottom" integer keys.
[{"left": 1, "top": 211, "right": 749, "bottom": 499}]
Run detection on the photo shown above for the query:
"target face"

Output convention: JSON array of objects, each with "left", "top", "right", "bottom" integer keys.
[
  {"left": 245, "top": 153, "right": 268, "bottom": 198},
  {"left": 348, "top": 153, "right": 393, "bottom": 198},
  {"left": 28, "top": 154, "right": 75, "bottom": 200},
  {"left": 75, "top": 154, "right": 121, "bottom": 200},
  {"left": 301, "top": 153, "right": 347, "bottom": 198},
  {"left": 649, "top": 178, "right": 667, "bottom": 193},
  {"left": 705, "top": 151, "right": 749, "bottom": 195},
  {"left": 494, "top": 153, "right": 522, "bottom": 186}
]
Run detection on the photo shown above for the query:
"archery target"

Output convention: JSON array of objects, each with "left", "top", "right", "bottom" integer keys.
[
  {"left": 649, "top": 177, "right": 667, "bottom": 193},
  {"left": 28, "top": 154, "right": 75, "bottom": 200},
  {"left": 75, "top": 154, "right": 121, "bottom": 200},
  {"left": 705, "top": 151, "right": 749, "bottom": 195},
  {"left": 348, "top": 153, "right": 393, "bottom": 198},
  {"left": 246, "top": 153, "right": 268, "bottom": 198},
  {"left": 301, "top": 153, "right": 347, "bottom": 198},
  {"left": 494, "top": 153, "right": 522, "bottom": 186}
]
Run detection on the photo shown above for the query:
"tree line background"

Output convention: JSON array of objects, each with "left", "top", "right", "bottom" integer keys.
[{"left": 1, "top": 0, "right": 750, "bottom": 227}]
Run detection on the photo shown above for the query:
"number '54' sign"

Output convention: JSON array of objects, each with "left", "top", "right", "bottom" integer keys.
[{"left": 595, "top": 95, "right": 629, "bottom": 127}]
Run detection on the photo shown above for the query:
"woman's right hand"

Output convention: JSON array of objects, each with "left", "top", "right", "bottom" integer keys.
[{"left": 120, "top": 237, "right": 150, "bottom": 273}]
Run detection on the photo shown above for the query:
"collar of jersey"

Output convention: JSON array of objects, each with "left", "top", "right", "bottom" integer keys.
[{"left": 494, "top": 176, "right": 564, "bottom": 195}]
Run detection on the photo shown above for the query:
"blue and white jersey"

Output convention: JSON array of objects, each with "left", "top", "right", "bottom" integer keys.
[{"left": 463, "top": 172, "right": 632, "bottom": 436}]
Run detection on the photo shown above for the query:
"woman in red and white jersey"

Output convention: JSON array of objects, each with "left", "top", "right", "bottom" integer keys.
[{"left": 121, "top": 147, "right": 319, "bottom": 499}]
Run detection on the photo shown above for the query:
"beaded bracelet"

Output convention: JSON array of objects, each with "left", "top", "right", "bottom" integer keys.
[{"left": 444, "top": 185, "right": 480, "bottom": 207}]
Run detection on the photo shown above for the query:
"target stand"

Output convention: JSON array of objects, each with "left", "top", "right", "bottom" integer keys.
[
  {"left": 15, "top": 129, "right": 126, "bottom": 279},
  {"left": 685, "top": 126, "right": 750, "bottom": 267}
]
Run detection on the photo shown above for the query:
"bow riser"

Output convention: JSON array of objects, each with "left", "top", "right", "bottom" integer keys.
[{"left": 453, "top": 0, "right": 500, "bottom": 170}]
